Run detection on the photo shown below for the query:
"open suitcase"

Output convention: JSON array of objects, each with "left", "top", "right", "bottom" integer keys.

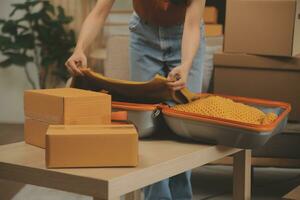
[
  {"left": 71, "top": 69, "right": 291, "bottom": 149},
  {"left": 71, "top": 68, "right": 195, "bottom": 138}
]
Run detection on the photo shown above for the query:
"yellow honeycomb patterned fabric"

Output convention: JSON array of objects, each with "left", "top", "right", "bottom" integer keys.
[{"left": 172, "top": 96, "right": 278, "bottom": 125}]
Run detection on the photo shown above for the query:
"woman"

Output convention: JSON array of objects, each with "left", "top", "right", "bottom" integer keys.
[{"left": 66, "top": 0, "right": 206, "bottom": 199}]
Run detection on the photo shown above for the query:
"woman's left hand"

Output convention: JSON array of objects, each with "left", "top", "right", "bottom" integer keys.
[{"left": 167, "top": 66, "right": 189, "bottom": 91}]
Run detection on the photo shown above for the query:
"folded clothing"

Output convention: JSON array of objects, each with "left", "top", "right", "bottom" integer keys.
[
  {"left": 171, "top": 95, "right": 278, "bottom": 125},
  {"left": 71, "top": 68, "right": 199, "bottom": 104}
]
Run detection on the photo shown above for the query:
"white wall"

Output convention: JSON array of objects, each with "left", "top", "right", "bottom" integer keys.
[{"left": 0, "top": 0, "right": 39, "bottom": 123}]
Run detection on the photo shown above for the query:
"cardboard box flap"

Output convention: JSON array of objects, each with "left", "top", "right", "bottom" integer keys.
[{"left": 214, "top": 53, "right": 300, "bottom": 71}]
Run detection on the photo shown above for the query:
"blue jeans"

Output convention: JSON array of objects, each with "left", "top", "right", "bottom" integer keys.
[{"left": 129, "top": 12, "right": 206, "bottom": 200}]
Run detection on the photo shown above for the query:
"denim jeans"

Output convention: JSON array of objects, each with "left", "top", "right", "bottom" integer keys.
[{"left": 129, "top": 12, "right": 206, "bottom": 200}]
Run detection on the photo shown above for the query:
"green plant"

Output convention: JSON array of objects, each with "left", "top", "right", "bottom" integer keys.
[{"left": 0, "top": 0, "right": 75, "bottom": 89}]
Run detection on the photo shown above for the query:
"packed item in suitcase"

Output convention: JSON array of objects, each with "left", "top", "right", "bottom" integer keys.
[
  {"left": 162, "top": 94, "right": 291, "bottom": 149},
  {"left": 171, "top": 95, "right": 278, "bottom": 125},
  {"left": 71, "top": 68, "right": 199, "bottom": 104}
]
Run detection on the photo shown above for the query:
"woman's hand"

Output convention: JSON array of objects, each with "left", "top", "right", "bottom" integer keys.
[
  {"left": 65, "top": 49, "right": 87, "bottom": 76},
  {"left": 167, "top": 65, "right": 189, "bottom": 91}
]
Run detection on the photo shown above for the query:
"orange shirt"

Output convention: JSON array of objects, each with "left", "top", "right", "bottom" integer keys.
[{"left": 132, "top": 0, "right": 189, "bottom": 26}]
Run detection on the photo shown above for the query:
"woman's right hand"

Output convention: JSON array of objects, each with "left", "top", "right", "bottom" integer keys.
[{"left": 65, "top": 49, "right": 87, "bottom": 76}]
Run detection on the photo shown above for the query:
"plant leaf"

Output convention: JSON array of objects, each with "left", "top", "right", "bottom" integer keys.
[
  {"left": 15, "top": 34, "right": 35, "bottom": 49},
  {"left": 41, "top": 12, "right": 52, "bottom": 24},
  {"left": 0, "top": 58, "right": 13, "bottom": 68},
  {"left": 9, "top": 8, "right": 18, "bottom": 17},
  {"left": 24, "top": 1, "right": 40, "bottom": 7},
  {"left": 41, "top": 56, "right": 55, "bottom": 67},
  {"left": 37, "top": 26, "right": 50, "bottom": 41},
  {"left": 3, "top": 52, "right": 33, "bottom": 66},
  {"left": 1, "top": 20, "right": 18, "bottom": 35},
  {"left": 11, "top": 3, "right": 28, "bottom": 10},
  {"left": 57, "top": 6, "right": 73, "bottom": 24},
  {"left": 0, "top": 35, "right": 12, "bottom": 48},
  {"left": 24, "top": 12, "right": 42, "bottom": 22},
  {"left": 43, "top": 1, "right": 55, "bottom": 14}
]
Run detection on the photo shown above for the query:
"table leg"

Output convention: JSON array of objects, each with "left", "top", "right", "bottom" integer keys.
[{"left": 233, "top": 150, "right": 251, "bottom": 200}]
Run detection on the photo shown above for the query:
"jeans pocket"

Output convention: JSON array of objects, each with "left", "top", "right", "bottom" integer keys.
[{"left": 128, "top": 13, "right": 141, "bottom": 32}]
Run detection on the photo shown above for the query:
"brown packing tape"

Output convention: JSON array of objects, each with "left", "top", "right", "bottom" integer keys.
[{"left": 46, "top": 125, "right": 139, "bottom": 168}]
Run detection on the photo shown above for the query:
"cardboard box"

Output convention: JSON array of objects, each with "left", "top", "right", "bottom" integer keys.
[
  {"left": 24, "top": 118, "right": 53, "bottom": 148},
  {"left": 205, "top": 24, "right": 223, "bottom": 37},
  {"left": 46, "top": 125, "right": 139, "bottom": 168},
  {"left": 283, "top": 185, "right": 300, "bottom": 200},
  {"left": 24, "top": 88, "right": 111, "bottom": 124},
  {"left": 224, "top": 0, "right": 300, "bottom": 57},
  {"left": 213, "top": 53, "right": 300, "bottom": 121},
  {"left": 204, "top": 7, "right": 218, "bottom": 24}
]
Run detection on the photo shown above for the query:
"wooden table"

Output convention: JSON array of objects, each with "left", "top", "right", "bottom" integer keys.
[{"left": 0, "top": 140, "right": 251, "bottom": 200}]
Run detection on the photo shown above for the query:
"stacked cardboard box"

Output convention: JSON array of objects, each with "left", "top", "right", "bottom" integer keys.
[
  {"left": 24, "top": 88, "right": 111, "bottom": 148},
  {"left": 204, "top": 7, "right": 223, "bottom": 37},
  {"left": 24, "top": 88, "right": 139, "bottom": 168},
  {"left": 213, "top": 0, "right": 300, "bottom": 122}
]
